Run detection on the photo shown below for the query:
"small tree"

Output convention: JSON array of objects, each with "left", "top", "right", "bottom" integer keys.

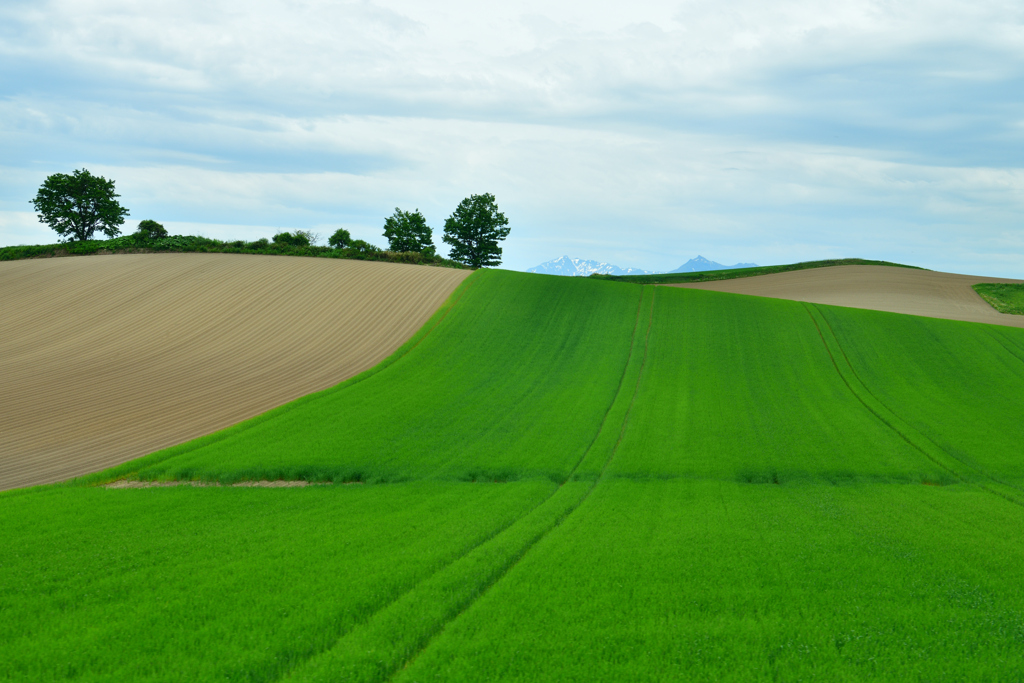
[
  {"left": 134, "top": 219, "right": 168, "bottom": 240},
  {"left": 383, "top": 208, "right": 435, "bottom": 254},
  {"left": 328, "top": 228, "right": 352, "bottom": 249},
  {"left": 31, "top": 169, "right": 129, "bottom": 242},
  {"left": 272, "top": 231, "right": 310, "bottom": 247},
  {"left": 295, "top": 229, "right": 320, "bottom": 246},
  {"left": 442, "top": 193, "right": 510, "bottom": 268}
]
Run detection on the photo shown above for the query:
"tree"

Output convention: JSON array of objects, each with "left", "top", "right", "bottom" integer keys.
[
  {"left": 328, "top": 228, "right": 352, "bottom": 249},
  {"left": 272, "top": 231, "right": 310, "bottom": 247},
  {"left": 134, "top": 219, "right": 168, "bottom": 240},
  {"left": 294, "top": 229, "right": 320, "bottom": 246},
  {"left": 442, "top": 193, "right": 510, "bottom": 268},
  {"left": 31, "top": 169, "right": 129, "bottom": 242},
  {"left": 383, "top": 208, "right": 435, "bottom": 255}
]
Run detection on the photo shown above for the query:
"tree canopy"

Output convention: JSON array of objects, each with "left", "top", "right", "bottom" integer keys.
[
  {"left": 134, "top": 220, "right": 168, "bottom": 240},
  {"left": 442, "top": 193, "right": 510, "bottom": 268},
  {"left": 328, "top": 228, "right": 352, "bottom": 249},
  {"left": 383, "top": 208, "right": 435, "bottom": 255},
  {"left": 31, "top": 169, "right": 129, "bottom": 242},
  {"left": 272, "top": 231, "right": 310, "bottom": 247}
]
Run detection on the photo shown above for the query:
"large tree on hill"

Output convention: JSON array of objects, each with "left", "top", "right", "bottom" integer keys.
[
  {"left": 383, "top": 208, "right": 435, "bottom": 255},
  {"left": 442, "top": 193, "right": 510, "bottom": 268},
  {"left": 31, "top": 169, "right": 129, "bottom": 242}
]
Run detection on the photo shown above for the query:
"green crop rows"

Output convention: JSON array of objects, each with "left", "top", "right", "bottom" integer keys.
[{"left": 4, "top": 269, "right": 1024, "bottom": 681}]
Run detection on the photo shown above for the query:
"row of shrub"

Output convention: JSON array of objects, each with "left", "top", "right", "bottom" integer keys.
[{"left": 0, "top": 232, "right": 469, "bottom": 269}]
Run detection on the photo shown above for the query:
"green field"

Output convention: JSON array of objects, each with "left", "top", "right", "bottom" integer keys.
[
  {"left": 4, "top": 269, "right": 1024, "bottom": 681},
  {"left": 974, "top": 282, "right": 1024, "bottom": 316}
]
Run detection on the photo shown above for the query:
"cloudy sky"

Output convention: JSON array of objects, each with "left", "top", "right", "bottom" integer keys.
[{"left": 1, "top": 0, "right": 1022, "bottom": 275}]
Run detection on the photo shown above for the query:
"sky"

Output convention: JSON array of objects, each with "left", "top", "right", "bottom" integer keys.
[{"left": 1, "top": 0, "right": 1022, "bottom": 276}]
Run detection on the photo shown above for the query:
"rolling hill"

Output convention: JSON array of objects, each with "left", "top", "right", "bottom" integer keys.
[
  {"left": 0, "top": 254, "right": 471, "bottom": 489},
  {"left": 674, "top": 264, "right": 1024, "bottom": 327},
  {"left": 3, "top": 262, "right": 1024, "bottom": 680}
]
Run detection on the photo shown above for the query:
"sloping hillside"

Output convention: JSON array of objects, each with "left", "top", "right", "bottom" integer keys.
[
  {"left": 4, "top": 269, "right": 1024, "bottom": 680},
  {"left": 0, "top": 254, "right": 471, "bottom": 489},
  {"left": 671, "top": 264, "right": 1024, "bottom": 327}
]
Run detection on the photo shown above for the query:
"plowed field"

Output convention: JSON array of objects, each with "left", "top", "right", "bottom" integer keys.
[
  {"left": 0, "top": 254, "right": 471, "bottom": 490},
  {"left": 669, "top": 265, "right": 1024, "bottom": 327}
]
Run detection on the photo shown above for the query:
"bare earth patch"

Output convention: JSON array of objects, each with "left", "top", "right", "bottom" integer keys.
[
  {"left": 0, "top": 254, "right": 471, "bottom": 491},
  {"left": 669, "top": 265, "right": 1024, "bottom": 328}
]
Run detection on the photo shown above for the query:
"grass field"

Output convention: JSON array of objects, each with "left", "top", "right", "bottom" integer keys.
[
  {"left": 974, "top": 282, "right": 1024, "bottom": 315},
  {"left": 4, "top": 269, "right": 1024, "bottom": 680}
]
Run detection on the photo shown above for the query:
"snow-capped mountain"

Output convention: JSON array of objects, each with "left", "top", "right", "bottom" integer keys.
[
  {"left": 527, "top": 256, "right": 653, "bottom": 277},
  {"left": 670, "top": 255, "right": 757, "bottom": 273}
]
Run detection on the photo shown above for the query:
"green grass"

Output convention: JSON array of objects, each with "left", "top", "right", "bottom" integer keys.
[
  {"left": 119, "top": 270, "right": 644, "bottom": 485},
  {"left": 602, "top": 288, "right": 943, "bottom": 485},
  {"left": 589, "top": 257, "right": 923, "bottom": 284},
  {"left": 0, "top": 481, "right": 555, "bottom": 682},
  {"left": 816, "top": 305, "right": 1024, "bottom": 491},
  {"left": 397, "top": 480, "right": 1024, "bottom": 682},
  {"left": 5, "top": 268, "right": 1024, "bottom": 681},
  {"left": 974, "top": 283, "right": 1024, "bottom": 316}
]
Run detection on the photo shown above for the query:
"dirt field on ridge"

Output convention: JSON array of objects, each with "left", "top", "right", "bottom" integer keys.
[
  {"left": 670, "top": 265, "right": 1024, "bottom": 328},
  {"left": 0, "top": 254, "right": 471, "bottom": 491}
]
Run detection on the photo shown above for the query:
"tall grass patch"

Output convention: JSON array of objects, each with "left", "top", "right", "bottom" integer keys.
[
  {"left": 604, "top": 287, "right": 941, "bottom": 484},
  {"left": 818, "top": 305, "right": 1024, "bottom": 488},
  {"left": 0, "top": 481, "right": 554, "bottom": 681},
  {"left": 973, "top": 282, "right": 1024, "bottom": 316},
  {"left": 397, "top": 479, "right": 1024, "bottom": 682}
]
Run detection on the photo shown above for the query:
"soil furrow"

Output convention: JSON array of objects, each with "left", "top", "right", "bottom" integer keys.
[{"left": 0, "top": 254, "right": 471, "bottom": 490}]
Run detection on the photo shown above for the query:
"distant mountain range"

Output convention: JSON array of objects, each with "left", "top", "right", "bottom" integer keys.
[
  {"left": 527, "top": 254, "right": 757, "bottom": 277},
  {"left": 670, "top": 256, "right": 758, "bottom": 273},
  {"left": 526, "top": 256, "right": 654, "bottom": 277}
]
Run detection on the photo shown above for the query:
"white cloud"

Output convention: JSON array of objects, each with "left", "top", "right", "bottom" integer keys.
[
  {"left": 0, "top": 212, "right": 54, "bottom": 246},
  {"left": 1, "top": 0, "right": 1023, "bottom": 276}
]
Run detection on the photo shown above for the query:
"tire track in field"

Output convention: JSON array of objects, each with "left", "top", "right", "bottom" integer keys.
[
  {"left": 273, "top": 285, "right": 650, "bottom": 683},
  {"left": 0, "top": 254, "right": 471, "bottom": 490},
  {"left": 985, "top": 327, "right": 1024, "bottom": 372},
  {"left": 803, "top": 303, "right": 1024, "bottom": 507},
  {"left": 382, "top": 288, "right": 657, "bottom": 682}
]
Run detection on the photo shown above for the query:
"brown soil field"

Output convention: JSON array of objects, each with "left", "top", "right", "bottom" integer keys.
[
  {"left": 0, "top": 254, "right": 471, "bottom": 491},
  {"left": 669, "top": 265, "right": 1024, "bottom": 328}
]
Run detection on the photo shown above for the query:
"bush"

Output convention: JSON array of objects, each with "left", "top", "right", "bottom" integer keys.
[
  {"left": 272, "top": 232, "right": 310, "bottom": 248},
  {"left": 294, "top": 229, "right": 320, "bottom": 246},
  {"left": 134, "top": 220, "right": 168, "bottom": 240},
  {"left": 349, "top": 239, "right": 381, "bottom": 254},
  {"left": 0, "top": 233, "right": 469, "bottom": 270}
]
